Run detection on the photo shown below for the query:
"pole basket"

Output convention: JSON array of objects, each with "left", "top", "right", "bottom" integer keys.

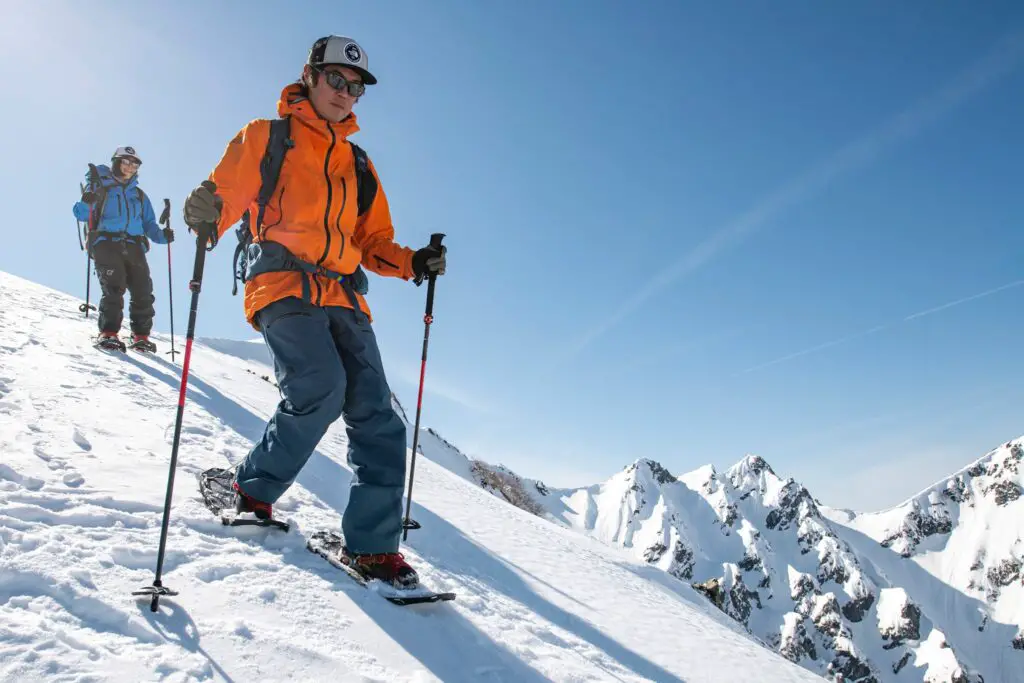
[{"left": 131, "top": 584, "right": 179, "bottom": 612}]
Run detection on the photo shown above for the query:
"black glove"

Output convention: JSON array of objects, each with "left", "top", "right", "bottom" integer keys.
[
  {"left": 163, "top": 227, "right": 175, "bottom": 243},
  {"left": 184, "top": 180, "right": 223, "bottom": 228},
  {"left": 81, "top": 191, "right": 97, "bottom": 204},
  {"left": 412, "top": 243, "right": 446, "bottom": 282}
]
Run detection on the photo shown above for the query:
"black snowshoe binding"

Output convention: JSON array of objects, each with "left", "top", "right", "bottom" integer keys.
[
  {"left": 95, "top": 334, "right": 126, "bottom": 352},
  {"left": 340, "top": 547, "right": 420, "bottom": 589},
  {"left": 127, "top": 336, "right": 157, "bottom": 353},
  {"left": 198, "top": 467, "right": 290, "bottom": 531}
]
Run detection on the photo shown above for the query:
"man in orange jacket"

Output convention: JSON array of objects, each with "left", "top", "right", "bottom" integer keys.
[{"left": 182, "top": 35, "right": 446, "bottom": 589}]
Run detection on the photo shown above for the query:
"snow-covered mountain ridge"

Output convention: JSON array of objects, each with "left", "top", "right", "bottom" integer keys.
[{"left": 420, "top": 414, "right": 1024, "bottom": 682}]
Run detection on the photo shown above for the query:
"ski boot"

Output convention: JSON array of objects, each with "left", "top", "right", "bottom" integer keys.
[
  {"left": 339, "top": 547, "right": 420, "bottom": 589},
  {"left": 128, "top": 334, "right": 157, "bottom": 353},
  {"left": 95, "top": 331, "right": 126, "bottom": 352}
]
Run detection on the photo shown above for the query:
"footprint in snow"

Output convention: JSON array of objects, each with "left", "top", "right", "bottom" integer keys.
[
  {"left": 0, "top": 463, "right": 45, "bottom": 491},
  {"left": 72, "top": 428, "right": 92, "bottom": 452},
  {"left": 63, "top": 471, "right": 85, "bottom": 487}
]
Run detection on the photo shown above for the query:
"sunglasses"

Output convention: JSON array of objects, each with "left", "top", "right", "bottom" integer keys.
[
  {"left": 314, "top": 67, "right": 366, "bottom": 97},
  {"left": 119, "top": 157, "right": 141, "bottom": 167}
]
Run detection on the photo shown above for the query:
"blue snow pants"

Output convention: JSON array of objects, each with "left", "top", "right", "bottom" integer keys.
[{"left": 234, "top": 296, "right": 408, "bottom": 554}]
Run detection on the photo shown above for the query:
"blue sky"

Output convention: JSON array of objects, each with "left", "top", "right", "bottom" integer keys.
[{"left": 3, "top": 1, "right": 1023, "bottom": 511}]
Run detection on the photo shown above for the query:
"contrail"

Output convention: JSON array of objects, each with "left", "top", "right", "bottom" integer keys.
[
  {"left": 560, "top": 29, "right": 1024, "bottom": 363},
  {"left": 903, "top": 279, "right": 1024, "bottom": 321},
  {"left": 737, "top": 279, "right": 1024, "bottom": 375},
  {"left": 738, "top": 324, "right": 891, "bottom": 375}
]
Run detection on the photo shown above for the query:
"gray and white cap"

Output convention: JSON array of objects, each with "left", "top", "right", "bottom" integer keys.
[
  {"left": 112, "top": 146, "right": 142, "bottom": 164},
  {"left": 307, "top": 35, "right": 377, "bottom": 85}
]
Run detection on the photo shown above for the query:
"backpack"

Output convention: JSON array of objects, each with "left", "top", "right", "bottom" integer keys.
[{"left": 231, "top": 116, "right": 378, "bottom": 296}]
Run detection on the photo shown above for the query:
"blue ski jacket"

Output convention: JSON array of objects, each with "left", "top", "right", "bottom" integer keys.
[{"left": 73, "top": 164, "right": 167, "bottom": 249}]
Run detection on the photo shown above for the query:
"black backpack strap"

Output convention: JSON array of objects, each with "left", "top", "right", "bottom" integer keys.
[
  {"left": 136, "top": 186, "right": 147, "bottom": 218},
  {"left": 254, "top": 116, "right": 294, "bottom": 235},
  {"left": 134, "top": 187, "right": 151, "bottom": 250},
  {"left": 350, "top": 142, "right": 377, "bottom": 217},
  {"left": 235, "top": 117, "right": 294, "bottom": 295}
]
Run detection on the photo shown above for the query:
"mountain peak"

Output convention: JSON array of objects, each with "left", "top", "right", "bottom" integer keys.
[
  {"left": 726, "top": 454, "right": 780, "bottom": 491},
  {"left": 626, "top": 458, "right": 678, "bottom": 485},
  {"left": 739, "top": 454, "right": 775, "bottom": 476}
]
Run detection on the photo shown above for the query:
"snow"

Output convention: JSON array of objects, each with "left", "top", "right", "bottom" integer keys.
[{"left": 0, "top": 271, "right": 821, "bottom": 682}]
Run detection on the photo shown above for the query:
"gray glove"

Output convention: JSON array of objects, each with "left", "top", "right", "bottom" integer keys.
[{"left": 183, "top": 180, "right": 222, "bottom": 228}]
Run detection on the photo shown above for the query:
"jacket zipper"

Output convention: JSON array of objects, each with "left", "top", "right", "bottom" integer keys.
[
  {"left": 118, "top": 192, "right": 129, "bottom": 234},
  {"left": 317, "top": 122, "right": 337, "bottom": 265},
  {"left": 315, "top": 124, "right": 338, "bottom": 306}
]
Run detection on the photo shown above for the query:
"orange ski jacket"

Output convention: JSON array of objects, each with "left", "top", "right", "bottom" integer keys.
[{"left": 209, "top": 83, "right": 416, "bottom": 327}]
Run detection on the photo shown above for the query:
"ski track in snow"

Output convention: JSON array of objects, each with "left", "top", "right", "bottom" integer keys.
[{"left": 0, "top": 272, "right": 822, "bottom": 682}]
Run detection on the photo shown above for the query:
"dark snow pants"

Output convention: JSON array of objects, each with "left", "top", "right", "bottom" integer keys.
[
  {"left": 91, "top": 239, "right": 155, "bottom": 336},
  {"left": 234, "top": 296, "right": 408, "bottom": 554}
]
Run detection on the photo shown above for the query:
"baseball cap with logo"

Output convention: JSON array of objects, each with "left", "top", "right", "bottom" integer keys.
[
  {"left": 111, "top": 146, "right": 142, "bottom": 165},
  {"left": 307, "top": 35, "right": 377, "bottom": 85}
]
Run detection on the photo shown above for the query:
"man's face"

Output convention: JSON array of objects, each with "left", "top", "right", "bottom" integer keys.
[{"left": 305, "top": 64, "right": 364, "bottom": 123}]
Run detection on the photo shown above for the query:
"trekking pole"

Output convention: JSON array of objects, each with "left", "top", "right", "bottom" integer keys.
[
  {"left": 159, "top": 199, "right": 177, "bottom": 362},
  {"left": 133, "top": 225, "right": 214, "bottom": 611},
  {"left": 77, "top": 183, "right": 97, "bottom": 318},
  {"left": 402, "top": 232, "right": 445, "bottom": 541},
  {"left": 79, "top": 251, "right": 95, "bottom": 318}
]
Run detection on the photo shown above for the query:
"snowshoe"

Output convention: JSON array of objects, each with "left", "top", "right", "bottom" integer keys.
[
  {"left": 197, "top": 467, "right": 290, "bottom": 531},
  {"left": 94, "top": 333, "right": 126, "bottom": 352},
  {"left": 306, "top": 529, "right": 455, "bottom": 605},
  {"left": 127, "top": 335, "right": 157, "bottom": 353}
]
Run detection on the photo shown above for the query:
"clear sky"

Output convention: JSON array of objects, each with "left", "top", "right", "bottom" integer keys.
[{"left": 3, "top": 1, "right": 1023, "bottom": 512}]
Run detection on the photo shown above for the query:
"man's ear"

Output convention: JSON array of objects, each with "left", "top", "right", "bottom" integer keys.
[{"left": 302, "top": 64, "right": 316, "bottom": 89}]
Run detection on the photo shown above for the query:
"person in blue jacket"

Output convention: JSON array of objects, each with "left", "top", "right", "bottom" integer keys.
[{"left": 73, "top": 147, "right": 174, "bottom": 352}]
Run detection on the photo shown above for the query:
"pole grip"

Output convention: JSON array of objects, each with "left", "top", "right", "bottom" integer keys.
[
  {"left": 159, "top": 198, "right": 171, "bottom": 226},
  {"left": 424, "top": 233, "right": 445, "bottom": 317}
]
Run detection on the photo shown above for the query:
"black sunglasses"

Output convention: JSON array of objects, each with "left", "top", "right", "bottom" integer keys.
[{"left": 314, "top": 67, "right": 366, "bottom": 97}]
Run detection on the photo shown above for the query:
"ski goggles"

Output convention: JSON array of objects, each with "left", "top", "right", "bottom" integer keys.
[{"left": 314, "top": 67, "right": 366, "bottom": 97}]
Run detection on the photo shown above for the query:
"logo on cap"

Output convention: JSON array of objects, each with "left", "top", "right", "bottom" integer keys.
[
  {"left": 344, "top": 42, "right": 361, "bottom": 63},
  {"left": 125, "top": 146, "right": 136, "bottom": 155}
]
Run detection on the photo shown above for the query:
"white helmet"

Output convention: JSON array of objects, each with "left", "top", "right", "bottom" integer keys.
[
  {"left": 112, "top": 146, "right": 142, "bottom": 165},
  {"left": 307, "top": 35, "right": 377, "bottom": 84}
]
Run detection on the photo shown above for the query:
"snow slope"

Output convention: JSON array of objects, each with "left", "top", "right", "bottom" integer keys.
[{"left": 0, "top": 271, "right": 821, "bottom": 683}]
